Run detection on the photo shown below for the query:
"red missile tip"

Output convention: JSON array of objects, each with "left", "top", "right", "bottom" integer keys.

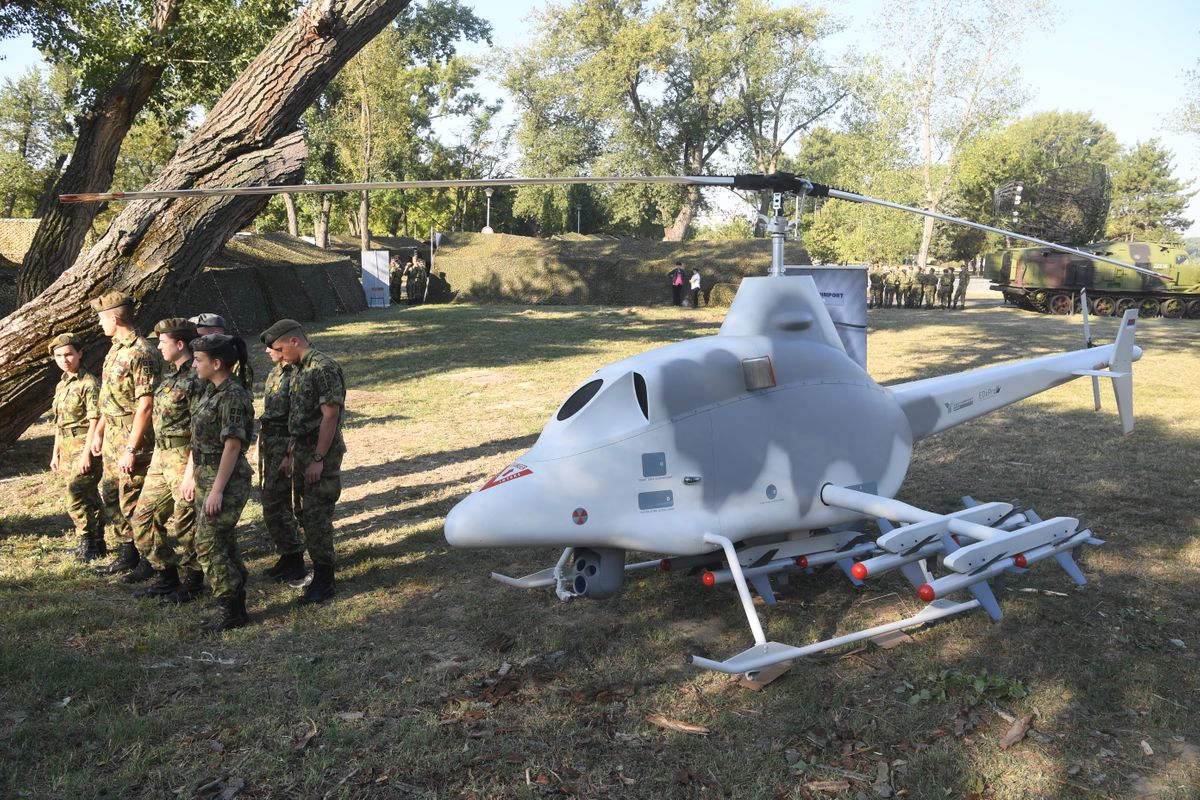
[
  {"left": 659, "top": 558, "right": 672, "bottom": 572},
  {"left": 701, "top": 571, "right": 716, "bottom": 587},
  {"left": 796, "top": 556, "right": 809, "bottom": 569},
  {"left": 1013, "top": 553, "right": 1028, "bottom": 568},
  {"left": 917, "top": 584, "right": 936, "bottom": 602},
  {"left": 850, "top": 562, "right": 868, "bottom": 580}
]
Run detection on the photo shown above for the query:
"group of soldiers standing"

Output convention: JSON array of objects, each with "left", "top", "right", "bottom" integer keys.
[
  {"left": 868, "top": 264, "right": 971, "bottom": 310},
  {"left": 48, "top": 293, "right": 347, "bottom": 633}
]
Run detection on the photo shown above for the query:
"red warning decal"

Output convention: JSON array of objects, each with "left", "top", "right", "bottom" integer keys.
[{"left": 481, "top": 463, "right": 533, "bottom": 491}]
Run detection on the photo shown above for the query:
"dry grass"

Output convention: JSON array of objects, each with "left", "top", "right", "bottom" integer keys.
[{"left": 1, "top": 292, "right": 1198, "bottom": 800}]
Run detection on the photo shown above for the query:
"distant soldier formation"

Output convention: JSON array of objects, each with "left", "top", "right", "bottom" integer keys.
[
  {"left": 868, "top": 263, "right": 971, "bottom": 310},
  {"left": 48, "top": 294, "right": 346, "bottom": 634}
]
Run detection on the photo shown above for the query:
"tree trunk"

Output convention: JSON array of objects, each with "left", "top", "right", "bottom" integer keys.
[
  {"left": 663, "top": 185, "right": 700, "bottom": 241},
  {"left": 283, "top": 193, "right": 300, "bottom": 236},
  {"left": 18, "top": 0, "right": 185, "bottom": 305},
  {"left": 359, "top": 190, "right": 370, "bottom": 251},
  {"left": 314, "top": 194, "right": 332, "bottom": 248},
  {"left": 0, "top": 0, "right": 411, "bottom": 447},
  {"left": 917, "top": 214, "right": 935, "bottom": 270}
]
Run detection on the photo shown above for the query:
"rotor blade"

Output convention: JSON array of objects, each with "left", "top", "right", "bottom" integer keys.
[
  {"left": 58, "top": 174, "right": 736, "bottom": 204},
  {"left": 825, "top": 187, "right": 1174, "bottom": 282}
]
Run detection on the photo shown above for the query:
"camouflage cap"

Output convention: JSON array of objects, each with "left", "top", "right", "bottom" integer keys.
[
  {"left": 48, "top": 333, "right": 83, "bottom": 355},
  {"left": 150, "top": 317, "right": 197, "bottom": 339},
  {"left": 188, "top": 313, "right": 226, "bottom": 328},
  {"left": 260, "top": 318, "right": 303, "bottom": 345},
  {"left": 89, "top": 291, "right": 132, "bottom": 313}
]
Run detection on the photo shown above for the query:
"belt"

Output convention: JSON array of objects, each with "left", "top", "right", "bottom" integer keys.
[
  {"left": 158, "top": 434, "right": 191, "bottom": 450},
  {"left": 194, "top": 451, "right": 224, "bottom": 467},
  {"left": 59, "top": 423, "right": 90, "bottom": 436},
  {"left": 260, "top": 420, "right": 289, "bottom": 437}
]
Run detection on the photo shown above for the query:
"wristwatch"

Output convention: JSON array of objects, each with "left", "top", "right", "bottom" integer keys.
[
  {"left": 311, "top": 452, "right": 324, "bottom": 463},
  {"left": 124, "top": 445, "right": 135, "bottom": 454}
]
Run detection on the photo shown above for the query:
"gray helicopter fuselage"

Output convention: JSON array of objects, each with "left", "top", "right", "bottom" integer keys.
[{"left": 444, "top": 277, "right": 915, "bottom": 556}]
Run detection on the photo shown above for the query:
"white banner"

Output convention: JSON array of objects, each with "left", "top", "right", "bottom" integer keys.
[
  {"left": 361, "top": 250, "right": 391, "bottom": 308},
  {"left": 783, "top": 265, "right": 868, "bottom": 368}
]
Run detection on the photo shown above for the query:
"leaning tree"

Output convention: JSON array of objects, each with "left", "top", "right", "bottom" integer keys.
[{"left": 0, "top": 0, "right": 411, "bottom": 446}]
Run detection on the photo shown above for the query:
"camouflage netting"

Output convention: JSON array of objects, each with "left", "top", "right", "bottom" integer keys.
[
  {"left": 0, "top": 231, "right": 367, "bottom": 325},
  {"left": 0, "top": 219, "right": 41, "bottom": 263},
  {"left": 421, "top": 232, "right": 785, "bottom": 306}
]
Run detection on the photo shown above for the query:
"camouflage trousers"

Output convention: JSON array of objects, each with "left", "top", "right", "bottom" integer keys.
[
  {"left": 953, "top": 286, "right": 968, "bottom": 308},
  {"left": 193, "top": 458, "right": 251, "bottom": 601},
  {"left": 56, "top": 431, "right": 103, "bottom": 538},
  {"left": 292, "top": 441, "right": 342, "bottom": 568},
  {"left": 258, "top": 436, "right": 304, "bottom": 556},
  {"left": 100, "top": 415, "right": 152, "bottom": 546},
  {"left": 131, "top": 443, "right": 197, "bottom": 571},
  {"left": 938, "top": 288, "right": 953, "bottom": 307},
  {"left": 923, "top": 287, "right": 936, "bottom": 308}
]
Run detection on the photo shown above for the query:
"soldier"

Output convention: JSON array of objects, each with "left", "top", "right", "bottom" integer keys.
[
  {"left": 262, "top": 318, "right": 345, "bottom": 605},
  {"left": 184, "top": 334, "right": 256, "bottom": 632},
  {"left": 405, "top": 255, "right": 427, "bottom": 306},
  {"left": 868, "top": 264, "right": 884, "bottom": 309},
  {"left": 938, "top": 267, "right": 955, "bottom": 309},
  {"left": 952, "top": 264, "right": 970, "bottom": 309},
  {"left": 922, "top": 268, "right": 938, "bottom": 309},
  {"left": 189, "top": 313, "right": 227, "bottom": 336},
  {"left": 883, "top": 265, "right": 898, "bottom": 309},
  {"left": 49, "top": 334, "right": 105, "bottom": 561},
  {"left": 90, "top": 292, "right": 160, "bottom": 576},
  {"left": 898, "top": 268, "right": 913, "bottom": 309},
  {"left": 128, "top": 319, "right": 208, "bottom": 600},
  {"left": 257, "top": 329, "right": 307, "bottom": 582}
]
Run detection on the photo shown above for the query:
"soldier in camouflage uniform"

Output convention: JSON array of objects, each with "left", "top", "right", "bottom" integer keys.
[
  {"left": 921, "top": 268, "right": 937, "bottom": 309},
  {"left": 883, "top": 266, "right": 898, "bottom": 309},
  {"left": 263, "top": 318, "right": 345, "bottom": 605},
  {"left": 129, "top": 319, "right": 208, "bottom": 601},
  {"left": 868, "top": 264, "right": 884, "bottom": 309},
  {"left": 952, "top": 264, "right": 970, "bottom": 309},
  {"left": 257, "top": 330, "right": 306, "bottom": 582},
  {"left": 49, "top": 334, "right": 105, "bottom": 561},
  {"left": 896, "top": 268, "right": 911, "bottom": 309},
  {"left": 938, "top": 268, "right": 955, "bottom": 309},
  {"left": 186, "top": 333, "right": 256, "bottom": 632},
  {"left": 90, "top": 292, "right": 160, "bottom": 577}
]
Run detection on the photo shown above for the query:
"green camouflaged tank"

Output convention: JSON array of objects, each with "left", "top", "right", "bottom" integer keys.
[{"left": 982, "top": 241, "right": 1200, "bottom": 318}]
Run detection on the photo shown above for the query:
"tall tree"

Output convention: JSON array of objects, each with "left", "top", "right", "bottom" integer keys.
[
  {"left": 878, "top": 0, "right": 1043, "bottom": 269},
  {"left": 7, "top": 0, "right": 297, "bottom": 304},
  {"left": 0, "top": 65, "right": 77, "bottom": 218},
  {"left": 1105, "top": 139, "right": 1195, "bottom": 242},
  {"left": 0, "top": 0, "right": 412, "bottom": 447}
]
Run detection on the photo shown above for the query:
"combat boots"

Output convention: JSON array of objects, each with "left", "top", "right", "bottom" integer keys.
[
  {"left": 94, "top": 541, "right": 139, "bottom": 575},
  {"left": 160, "top": 569, "right": 205, "bottom": 605},
  {"left": 74, "top": 532, "right": 107, "bottom": 562},
  {"left": 296, "top": 565, "right": 335, "bottom": 605},
  {"left": 264, "top": 552, "right": 307, "bottom": 582},
  {"left": 199, "top": 590, "right": 248, "bottom": 633},
  {"left": 121, "top": 556, "right": 155, "bottom": 584},
  {"left": 133, "top": 566, "right": 180, "bottom": 599}
]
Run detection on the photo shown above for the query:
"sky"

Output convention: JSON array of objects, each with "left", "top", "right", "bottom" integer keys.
[{"left": 2, "top": 0, "right": 1198, "bottom": 234}]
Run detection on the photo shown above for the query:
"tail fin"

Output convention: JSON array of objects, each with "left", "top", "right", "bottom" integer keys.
[{"left": 1111, "top": 309, "right": 1137, "bottom": 434}]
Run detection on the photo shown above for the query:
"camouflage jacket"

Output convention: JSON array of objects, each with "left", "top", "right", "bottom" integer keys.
[
  {"left": 956, "top": 268, "right": 970, "bottom": 291},
  {"left": 100, "top": 329, "right": 159, "bottom": 418},
  {"left": 191, "top": 378, "right": 255, "bottom": 458},
  {"left": 939, "top": 272, "right": 955, "bottom": 289},
  {"left": 288, "top": 347, "right": 345, "bottom": 447},
  {"left": 153, "top": 358, "right": 207, "bottom": 442},
  {"left": 261, "top": 362, "right": 293, "bottom": 426},
  {"left": 53, "top": 370, "right": 100, "bottom": 430}
]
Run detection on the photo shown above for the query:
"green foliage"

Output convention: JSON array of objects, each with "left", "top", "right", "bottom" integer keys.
[
  {"left": 3, "top": 0, "right": 297, "bottom": 117},
  {"left": 691, "top": 217, "right": 753, "bottom": 241},
  {"left": 0, "top": 65, "right": 77, "bottom": 216},
  {"left": 1105, "top": 139, "right": 1196, "bottom": 242},
  {"left": 895, "top": 669, "right": 1029, "bottom": 707}
]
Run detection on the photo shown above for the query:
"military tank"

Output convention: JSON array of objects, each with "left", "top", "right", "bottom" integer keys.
[{"left": 982, "top": 241, "right": 1200, "bottom": 318}]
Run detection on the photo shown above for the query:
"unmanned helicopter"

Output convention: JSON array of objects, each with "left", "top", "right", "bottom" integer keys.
[{"left": 67, "top": 172, "right": 1158, "bottom": 675}]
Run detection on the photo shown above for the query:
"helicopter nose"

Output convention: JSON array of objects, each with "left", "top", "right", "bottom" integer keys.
[
  {"left": 443, "top": 491, "right": 492, "bottom": 548},
  {"left": 444, "top": 472, "right": 550, "bottom": 548}
]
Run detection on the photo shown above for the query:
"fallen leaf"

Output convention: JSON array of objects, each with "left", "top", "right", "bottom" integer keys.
[
  {"left": 615, "top": 773, "right": 636, "bottom": 786},
  {"left": 59, "top": 697, "right": 72, "bottom": 707},
  {"left": 335, "top": 711, "right": 365, "bottom": 722},
  {"left": 675, "top": 770, "right": 691, "bottom": 784},
  {"left": 1141, "top": 740, "right": 1154, "bottom": 756},
  {"left": 484, "top": 634, "right": 514, "bottom": 652},
  {"left": 292, "top": 718, "right": 318, "bottom": 750},
  {"left": 805, "top": 779, "right": 851, "bottom": 793},
  {"left": 998, "top": 714, "right": 1033, "bottom": 750},
  {"left": 646, "top": 714, "right": 709, "bottom": 736}
]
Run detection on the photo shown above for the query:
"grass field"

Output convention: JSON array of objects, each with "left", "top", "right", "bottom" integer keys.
[{"left": 1, "top": 292, "right": 1198, "bottom": 799}]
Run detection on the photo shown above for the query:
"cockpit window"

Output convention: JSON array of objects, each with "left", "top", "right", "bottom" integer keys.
[
  {"left": 1178, "top": 254, "right": 1189, "bottom": 265},
  {"left": 557, "top": 379, "right": 603, "bottom": 421},
  {"left": 633, "top": 372, "right": 648, "bottom": 419}
]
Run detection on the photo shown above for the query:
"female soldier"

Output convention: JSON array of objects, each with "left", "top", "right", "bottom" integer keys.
[
  {"left": 49, "top": 334, "right": 105, "bottom": 561},
  {"left": 182, "top": 334, "right": 255, "bottom": 632}
]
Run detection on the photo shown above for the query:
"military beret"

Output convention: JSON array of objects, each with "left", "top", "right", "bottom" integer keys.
[
  {"left": 48, "top": 333, "right": 83, "bottom": 355},
  {"left": 188, "top": 313, "right": 226, "bottom": 328},
  {"left": 191, "top": 333, "right": 234, "bottom": 353},
  {"left": 260, "top": 318, "right": 303, "bottom": 345},
  {"left": 89, "top": 291, "right": 132, "bottom": 313},
  {"left": 151, "top": 317, "right": 196, "bottom": 338}
]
